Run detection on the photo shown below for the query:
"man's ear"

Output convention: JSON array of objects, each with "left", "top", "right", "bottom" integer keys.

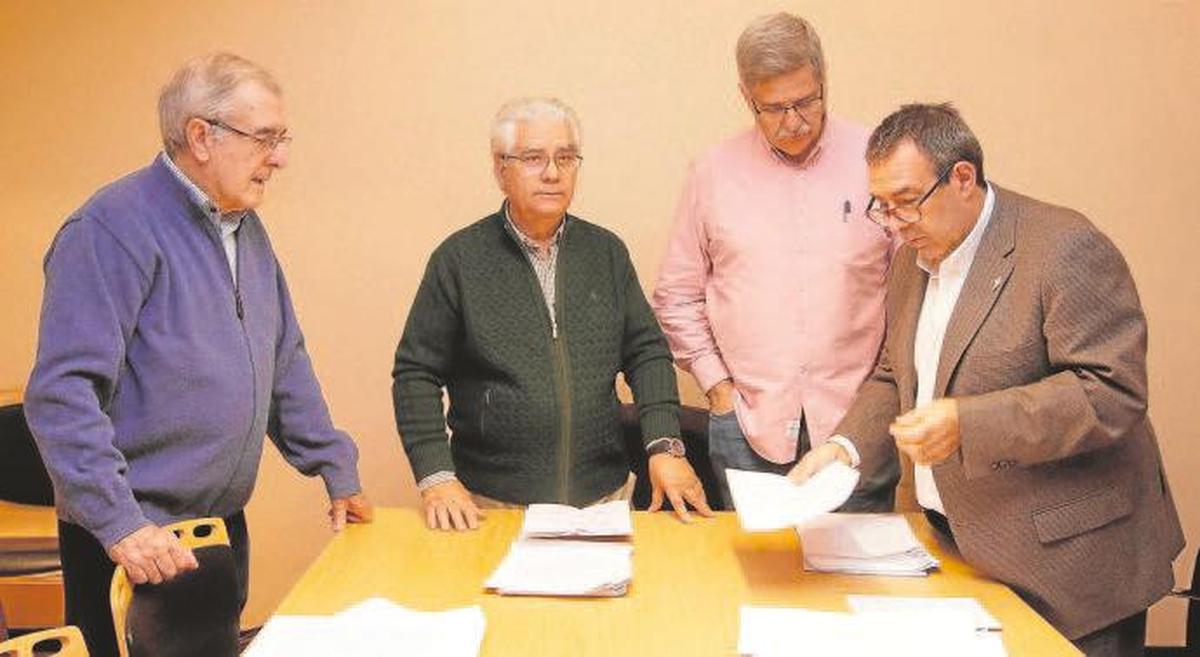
[
  {"left": 738, "top": 83, "right": 755, "bottom": 113},
  {"left": 951, "top": 160, "right": 979, "bottom": 194},
  {"left": 491, "top": 155, "right": 507, "bottom": 192},
  {"left": 185, "top": 117, "right": 213, "bottom": 163}
]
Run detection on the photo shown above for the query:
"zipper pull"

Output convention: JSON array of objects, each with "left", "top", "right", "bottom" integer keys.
[{"left": 235, "top": 289, "right": 244, "bottom": 319}]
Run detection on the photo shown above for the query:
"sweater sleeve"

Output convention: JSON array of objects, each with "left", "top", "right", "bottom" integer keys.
[
  {"left": 24, "top": 218, "right": 153, "bottom": 549},
  {"left": 617, "top": 241, "right": 682, "bottom": 446},
  {"left": 266, "top": 262, "right": 362, "bottom": 499},
  {"left": 392, "top": 247, "right": 462, "bottom": 481}
]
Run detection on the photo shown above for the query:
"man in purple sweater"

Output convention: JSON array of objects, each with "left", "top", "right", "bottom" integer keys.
[{"left": 24, "top": 52, "right": 371, "bottom": 656}]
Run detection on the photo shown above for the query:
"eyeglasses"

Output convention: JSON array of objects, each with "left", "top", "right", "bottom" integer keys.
[
  {"left": 864, "top": 163, "right": 954, "bottom": 226},
  {"left": 499, "top": 150, "right": 583, "bottom": 174},
  {"left": 750, "top": 89, "right": 824, "bottom": 125},
  {"left": 203, "top": 118, "right": 292, "bottom": 152}
]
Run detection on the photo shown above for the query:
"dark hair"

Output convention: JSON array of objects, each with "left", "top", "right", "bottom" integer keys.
[{"left": 867, "top": 103, "right": 986, "bottom": 188}]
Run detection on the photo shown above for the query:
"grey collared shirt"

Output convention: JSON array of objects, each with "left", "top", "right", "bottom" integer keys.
[{"left": 160, "top": 152, "right": 245, "bottom": 283}]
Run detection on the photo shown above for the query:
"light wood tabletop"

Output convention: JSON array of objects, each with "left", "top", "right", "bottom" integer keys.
[{"left": 273, "top": 508, "right": 1080, "bottom": 656}]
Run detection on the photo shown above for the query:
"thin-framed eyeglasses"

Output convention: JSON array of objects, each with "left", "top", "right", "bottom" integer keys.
[
  {"left": 750, "top": 89, "right": 824, "bottom": 125},
  {"left": 203, "top": 118, "right": 292, "bottom": 152},
  {"left": 864, "top": 163, "right": 955, "bottom": 226},
  {"left": 499, "top": 150, "right": 583, "bottom": 174}
]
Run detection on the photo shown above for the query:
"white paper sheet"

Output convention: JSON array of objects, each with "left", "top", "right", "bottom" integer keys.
[
  {"left": 726, "top": 462, "right": 860, "bottom": 532},
  {"left": 520, "top": 500, "right": 633, "bottom": 539},
  {"left": 846, "top": 595, "right": 1002, "bottom": 631},
  {"left": 485, "top": 539, "right": 633, "bottom": 597},
  {"left": 244, "top": 598, "right": 486, "bottom": 657},
  {"left": 738, "top": 606, "right": 1006, "bottom": 657}
]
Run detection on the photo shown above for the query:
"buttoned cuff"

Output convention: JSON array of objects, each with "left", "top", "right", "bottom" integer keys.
[
  {"left": 690, "top": 353, "right": 732, "bottom": 394},
  {"left": 828, "top": 435, "right": 861, "bottom": 468}
]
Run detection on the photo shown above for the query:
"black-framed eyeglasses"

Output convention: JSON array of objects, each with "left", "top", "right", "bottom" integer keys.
[
  {"left": 864, "top": 163, "right": 955, "bottom": 226},
  {"left": 203, "top": 118, "right": 292, "bottom": 152},
  {"left": 750, "top": 89, "right": 824, "bottom": 124},
  {"left": 499, "top": 150, "right": 583, "bottom": 174}
]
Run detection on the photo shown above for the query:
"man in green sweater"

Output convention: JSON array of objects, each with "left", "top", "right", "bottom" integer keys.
[{"left": 393, "top": 98, "right": 713, "bottom": 530}]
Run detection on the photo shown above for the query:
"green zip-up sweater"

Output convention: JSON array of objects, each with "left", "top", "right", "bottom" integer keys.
[{"left": 392, "top": 208, "right": 680, "bottom": 505}]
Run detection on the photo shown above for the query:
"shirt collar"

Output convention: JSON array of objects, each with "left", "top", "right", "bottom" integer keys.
[
  {"left": 918, "top": 182, "right": 996, "bottom": 278},
  {"left": 159, "top": 151, "right": 246, "bottom": 232},
  {"left": 503, "top": 202, "right": 565, "bottom": 254},
  {"left": 755, "top": 117, "right": 828, "bottom": 170}
]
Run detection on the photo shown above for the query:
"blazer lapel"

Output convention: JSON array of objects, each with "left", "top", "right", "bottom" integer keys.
[
  {"left": 891, "top": 252, "right": 927, "bottom": 411},
  {"left": 934, "top": 188, "right": 1018, "bottom": 397}
]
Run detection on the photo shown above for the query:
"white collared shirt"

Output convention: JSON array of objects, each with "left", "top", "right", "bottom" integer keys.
[
  {"left": 831, "top": 184, "right": 995, "bottom": 514},
  {"left": 911, "top": 183, "right": 995, "bottom": 513}
]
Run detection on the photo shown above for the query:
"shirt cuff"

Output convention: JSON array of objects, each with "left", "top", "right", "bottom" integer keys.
[
  {"left": 689, "top": 353, "right": 732, "bottom": 394},
  {"left": 644, "top": 437, "right": 674, "bottom": 451},
  {"left": 828, "top": 435, "right": 861, "bottom": 468},
  {"left": 417, "top": 470, "right": 458, "bottom": 491}
]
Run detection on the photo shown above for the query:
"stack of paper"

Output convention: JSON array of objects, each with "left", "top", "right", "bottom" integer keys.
[
  {"left": 738, "top": 606, "right": 1007, "bottom": 657},
  {"left": 245, "top": 597, "right": 485, "bottom": 657},
  {"left": 798, "top": 513, "right": 940, "bottom": 576},
  {"left": 520, "top": 500, "right": 633, "bottom": 538},
  {"left": 487, "top": 501, "right": 634, "bottom": 597},
  {"left": 726, "top": 463, "right": 859, "bottom": 531},
  {"left": 485, "top": 539, "right": 633, "bottom": 596}
]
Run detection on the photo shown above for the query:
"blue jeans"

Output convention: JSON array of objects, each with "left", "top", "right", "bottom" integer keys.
[{"left": 708, "top": 410, "right": 809, "bottom": 510}]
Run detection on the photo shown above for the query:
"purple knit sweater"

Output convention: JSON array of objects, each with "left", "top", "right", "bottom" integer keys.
[{"left": 25, "top": 156, "right": 360, "bottom": 548}]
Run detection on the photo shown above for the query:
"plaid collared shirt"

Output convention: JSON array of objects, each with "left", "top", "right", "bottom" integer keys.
[{"left": 504, "top": 203, "right": 566, "bottom": 338}]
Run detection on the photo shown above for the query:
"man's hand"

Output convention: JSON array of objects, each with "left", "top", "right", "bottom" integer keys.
[
  {"left": 329, "top": 492, "right": 374, "bottom": 532},
  {"left": 647, "top": 454, "right": 715, "bottom": 523},
  {"left": 706, "top": 379, "right": 736, "bottom": 415},
  {"left": 420, "top": 479, "right": 484, "bottom": 531},
  {"left": 889, "top": 398, "right": 961, "bottom": 465},
  {"left": 107, "top": 524, "right": 198, "bottom": 585},
  {"left": 787, "top": 442, "right": 851, "bottom": 484}
]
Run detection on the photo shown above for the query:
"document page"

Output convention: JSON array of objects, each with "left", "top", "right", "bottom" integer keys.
[
  {"left": 485, "top": 539, "right": 633, "bottom": 597},
  {"left": 520, "top": 500, "right": 633, "bottom": 539},
  {"left": 727, "top": 462, "right": 860, "bottom": 531}
]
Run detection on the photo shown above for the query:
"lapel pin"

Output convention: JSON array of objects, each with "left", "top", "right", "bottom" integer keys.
[{"left": 992, "top": 276, "right": 1003, "bottom": 291}]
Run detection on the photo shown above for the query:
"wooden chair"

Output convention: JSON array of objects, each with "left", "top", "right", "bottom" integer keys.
[
  {"left": 0, "top": 399, "right": 64, "bottom": 630},
  {"left": 0, "top": 625, "right": 88, "bottom": 656},
  {"left": 110, "top": 518, "right": 239, "bottom": 657}
]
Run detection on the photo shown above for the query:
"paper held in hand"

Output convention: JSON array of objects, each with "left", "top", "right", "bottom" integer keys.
[{"left": 726, "top": 462, "right": 860, "bottom": 531}]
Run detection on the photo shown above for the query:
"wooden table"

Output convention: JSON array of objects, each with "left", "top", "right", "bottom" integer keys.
[{"left": 272, "top": 509, "right": 1079, "bottom": 655}]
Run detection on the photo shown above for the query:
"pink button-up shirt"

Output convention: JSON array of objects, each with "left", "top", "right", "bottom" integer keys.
[{"left": 652, "top": 118, "right": 893, "bottom": 463}]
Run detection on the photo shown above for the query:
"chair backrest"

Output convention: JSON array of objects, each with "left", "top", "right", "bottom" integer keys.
[
  {"left": 621, "top": 403, "right": 725, "bottom": 511},
  {"left": 110, "top": 518, "right": 238, "bottom": 657},
  {"left": 1187, "top": 547, "right": 1199, "bottom": 652},
  {"left": 0, "top": 626, "right": 88, "bottom": 657},
  {"left": 0, "top": 404, "right": 54, "bottom": 506}
]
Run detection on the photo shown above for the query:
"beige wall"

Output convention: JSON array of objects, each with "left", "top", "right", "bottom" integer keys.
[{"left": 2, "top": 0, "right": 1197, "bottom": 645}]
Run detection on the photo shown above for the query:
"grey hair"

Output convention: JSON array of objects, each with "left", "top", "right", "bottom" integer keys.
[
  {"left": 736, "top": 12, "right": 826, "bottom": 89},
  {"left": 866, "top": 103, "right": 986, "bottom": 188},
  {"left": 157, "top": 52, "right": 282, "bottom": 155},
  {"left": 489, "top": 97, "right": 581, "bottom": 155}
]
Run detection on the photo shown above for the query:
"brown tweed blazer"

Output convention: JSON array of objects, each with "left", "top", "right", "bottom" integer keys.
[{"left": 837, "top": 185, "right": 1184, "bottom": 639}]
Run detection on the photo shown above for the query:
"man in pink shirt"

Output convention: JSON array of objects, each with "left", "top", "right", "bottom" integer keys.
[{"left": 652, "top": 12, "right": 896, "bottom": 509}]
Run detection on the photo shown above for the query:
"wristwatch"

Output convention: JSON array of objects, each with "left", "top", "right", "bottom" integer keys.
[{"left": 646, "top": 437, "right": 686, "bottom": 458}]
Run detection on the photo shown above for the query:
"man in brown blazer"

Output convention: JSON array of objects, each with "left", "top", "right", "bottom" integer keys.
[{"left": 791, "top": 103, "right": 1183, "bottom": 656}]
